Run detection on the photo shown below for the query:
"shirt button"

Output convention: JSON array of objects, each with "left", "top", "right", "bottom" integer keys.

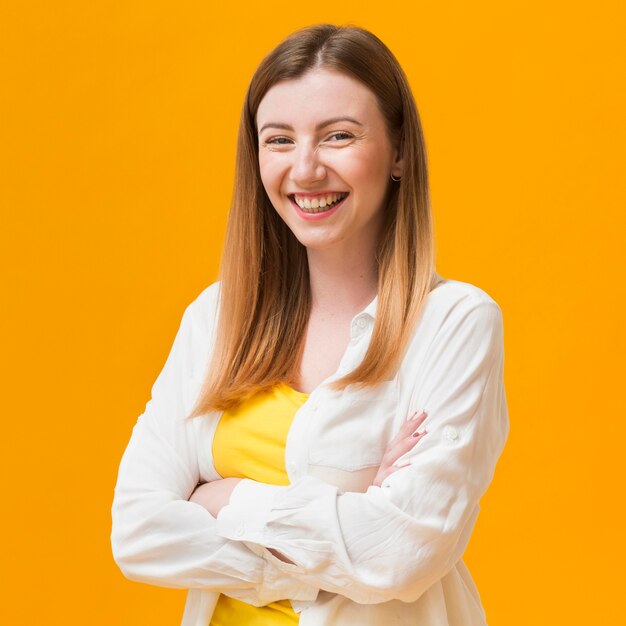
[
  {"left": 356, "top": 318, "right": 367, "bottom": 329},
  {"left": 236, "top": 523, "right": 246, "bottom": 537},
  {"left": 443, "top": 425, "right": 459, "bottom": 441}
]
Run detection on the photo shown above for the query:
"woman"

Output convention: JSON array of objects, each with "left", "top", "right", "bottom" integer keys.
[{"left": 111, "top": 24, "right": 509, "bottom": 626}]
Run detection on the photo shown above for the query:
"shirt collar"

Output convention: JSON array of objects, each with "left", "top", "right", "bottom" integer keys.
[
  {"left": 354, "top": 272, "right": 444, "bottom": 323},
  {"left": 360, "top": 295, "right": 378, "bottom": 321}
]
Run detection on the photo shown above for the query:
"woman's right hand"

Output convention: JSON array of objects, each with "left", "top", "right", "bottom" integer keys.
[{"left": 372, "top": 409, "right": 428, "bottom": 487}]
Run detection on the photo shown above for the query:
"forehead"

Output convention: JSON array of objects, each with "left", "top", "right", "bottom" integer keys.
[{"left": 256, "top": 69, "right": 382, "bottom": 128}]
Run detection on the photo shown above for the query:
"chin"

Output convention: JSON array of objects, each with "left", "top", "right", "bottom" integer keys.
[{"left": 293, "top": 231, "right": 344, "bottom": 250}]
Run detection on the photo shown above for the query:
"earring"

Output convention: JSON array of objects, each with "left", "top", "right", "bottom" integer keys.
[{"left": 391, "top": 174, "right": 401, "bottom": 182}]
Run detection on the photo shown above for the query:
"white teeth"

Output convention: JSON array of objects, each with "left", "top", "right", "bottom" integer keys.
[{"left": 293, "top": 192, "right": 347, "bottom": 213}]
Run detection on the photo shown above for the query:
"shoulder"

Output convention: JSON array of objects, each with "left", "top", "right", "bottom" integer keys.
[
  {"left": 160, "top": 281, "right": 221, "bottom": 385},
  {"left": 423, "top": 276, "right": 503, "bottom": 331},
  {"left": 184, "top": 281, "right": 221, "bottom": 322},
  {"left": 177, "top": 281, "right": 222, "bottom": 342},
  {"left": 428, "top": 275, "right": 501, "bottom": 313},
  {"left": 403, "top": 277, "right": 503, "bottom": 359}
]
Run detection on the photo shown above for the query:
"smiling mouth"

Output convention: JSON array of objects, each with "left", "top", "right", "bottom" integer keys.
[{"left": 289, "top": 192, "right": 349, "bottom": 214}]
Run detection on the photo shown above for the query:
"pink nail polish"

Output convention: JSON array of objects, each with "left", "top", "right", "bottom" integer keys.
[{"left": 410, "top": 409, "right": 426, "bottom": 421}]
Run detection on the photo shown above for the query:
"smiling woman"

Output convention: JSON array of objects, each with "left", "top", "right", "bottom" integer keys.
[
  {"left": 111, "top": 23, "right": 509, "bottom": 626},
  {"left": 257, "top": 69, "right": 402, "bottom": 252}
]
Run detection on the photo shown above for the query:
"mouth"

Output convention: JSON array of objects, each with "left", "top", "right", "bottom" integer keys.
[{"left": 288, "top": 192, "right": 349, "bottom": 214}]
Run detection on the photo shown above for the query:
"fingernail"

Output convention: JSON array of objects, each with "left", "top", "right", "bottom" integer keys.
[
  {"left": 410, "top": 409, "right": 427, "bottom": 420},
  {"left": 412, "top": 429, "right": 428, "bottom": 438}
]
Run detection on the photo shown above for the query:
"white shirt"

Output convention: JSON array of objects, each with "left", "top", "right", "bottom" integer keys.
[{"left": 111, "top": 275, "right": 509, "bottom": 626}]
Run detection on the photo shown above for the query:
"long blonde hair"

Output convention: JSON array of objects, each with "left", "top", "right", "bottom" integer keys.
[{"left": 191, "top": 24, "right": 437, "bottom": 414}]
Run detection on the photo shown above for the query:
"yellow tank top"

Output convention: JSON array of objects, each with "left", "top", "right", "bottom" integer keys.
[{"left": 210, "top": 384, "right": 309, "bottom": 626}]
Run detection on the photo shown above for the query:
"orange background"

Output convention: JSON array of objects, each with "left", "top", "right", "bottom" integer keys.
[{"left": 1, "top": 1, "right": 624, "bottom": 624}]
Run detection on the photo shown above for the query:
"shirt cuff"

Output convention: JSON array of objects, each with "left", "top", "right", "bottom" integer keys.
[
  {"left": 216, "top": 479, "right": 284, "bottom": 542},
  {"left": 216, "top": 479, "right": 319, "bottom": 602},
  {"left": 217, "top": 479, "right": 299, "bottom": 562}
]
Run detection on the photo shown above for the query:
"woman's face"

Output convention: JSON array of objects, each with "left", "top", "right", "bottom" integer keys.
[{"left": 256, "top": 68, "right": 403, "bottom": 253}]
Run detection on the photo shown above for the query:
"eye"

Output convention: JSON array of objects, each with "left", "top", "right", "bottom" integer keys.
[
  {"left": 327, "top": 132, "right": 353, "bottom": 142},
  {"left": 264, "top": 136, "right": 293, "bottom": 145}
]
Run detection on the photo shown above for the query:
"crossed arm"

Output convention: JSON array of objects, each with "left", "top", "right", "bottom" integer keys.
[
  {"left": 112, "top": 291, "right": 508, "bottom": 605},
  {"left": 188, "top": 409, "right": 429, "bottom": 519},
  {"left": 185, "top": 301, "right": 508, "bottom": 604}
]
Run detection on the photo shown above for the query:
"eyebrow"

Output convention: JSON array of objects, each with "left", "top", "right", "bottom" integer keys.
[{"left": 258, "top": 116, "right": 364, "bottom": 134}]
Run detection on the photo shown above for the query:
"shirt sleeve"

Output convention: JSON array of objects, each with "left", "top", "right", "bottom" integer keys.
[
  {"left": 110, "top": 290, "right": 318, "bottom": 606},
  {"left": 215, "top": 300, "right": 509, "bottom": 604}
]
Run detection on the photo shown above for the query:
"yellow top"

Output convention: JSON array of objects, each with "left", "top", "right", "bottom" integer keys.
[{"left": 209, "top": 384, "right": 309, "bottom": 626}]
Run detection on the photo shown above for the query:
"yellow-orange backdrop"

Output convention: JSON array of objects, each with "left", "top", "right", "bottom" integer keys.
[{"left": 1, "top": 1, "right": 624, "bottom": 624}]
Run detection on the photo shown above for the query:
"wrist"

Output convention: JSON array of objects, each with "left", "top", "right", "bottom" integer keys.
[{"left": 189, "top": 477, "right": 242, "bottom": 518}]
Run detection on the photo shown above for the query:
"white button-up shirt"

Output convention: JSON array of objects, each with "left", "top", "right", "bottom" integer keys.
[{"left": 111, "top": 275, "right": 509, "bottom": 626}]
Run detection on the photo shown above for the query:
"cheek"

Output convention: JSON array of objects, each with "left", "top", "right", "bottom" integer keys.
[
  {"left": 338, "top": 147, "right": 390, "bottom": 185},
  {"left": 257, "top": 157, "right": 271, "bottom": 188},
  {"left": 365, "top": 149, "right": 392, "bottom": 181},
  {"left": 345, "top": 159, "right": 390, "bottom": 205},
  {"left": 258, "top": 162, "right": 290, "bottom": 219},
  {"left": 258, "top": 157, "right": 286, "bottom": 198}
]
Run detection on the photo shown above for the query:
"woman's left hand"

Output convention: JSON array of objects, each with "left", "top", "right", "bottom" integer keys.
[
  {"left": 189, "top": 477, "right": 242, "bottom": 518},
  {"left": 372, "top": 409, "right": 428, "bottom": 487}
]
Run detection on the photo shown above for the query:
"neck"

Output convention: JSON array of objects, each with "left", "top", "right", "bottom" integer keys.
[{"left": 306, "top": 242, "right": 378, "bottom": 317}]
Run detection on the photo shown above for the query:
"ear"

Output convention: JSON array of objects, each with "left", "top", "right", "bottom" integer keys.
[{"left": 391, "top": 142, "right": 404, "bottom": 180}]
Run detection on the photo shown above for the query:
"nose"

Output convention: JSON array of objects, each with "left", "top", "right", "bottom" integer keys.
[{"left": 289, "top": 142, "right": 326, "bottom": 186}]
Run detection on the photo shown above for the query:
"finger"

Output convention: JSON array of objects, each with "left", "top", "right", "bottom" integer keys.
[
  {"left": 384, "top": 429, "right": 428, "bottom": 466},
  {"left": 389, "top": 409, "right": 427, "bottom": 447},
  {"left": 382, "top": 410, "right": 428, "bottom": 466},
  {"left": 409, "top": 409, "right": 428, "bottom": 429},
  {"left": 372, "top": 466, "right": 396, "bottom": 487},
  {"left": 375, "top": 463, "right": 409, "bottom": 487},
  {"left": 396, "top": 426, "right": 428, "bottom": 453},
  {"left": 392, "top": 458, "right": 412, "bottom": 469},
  {"left": 390, "top": 436, "right": 420, "bottom": 460},
  {"left": 390, "top": 409, "right": 428, "bottom": 444}
]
